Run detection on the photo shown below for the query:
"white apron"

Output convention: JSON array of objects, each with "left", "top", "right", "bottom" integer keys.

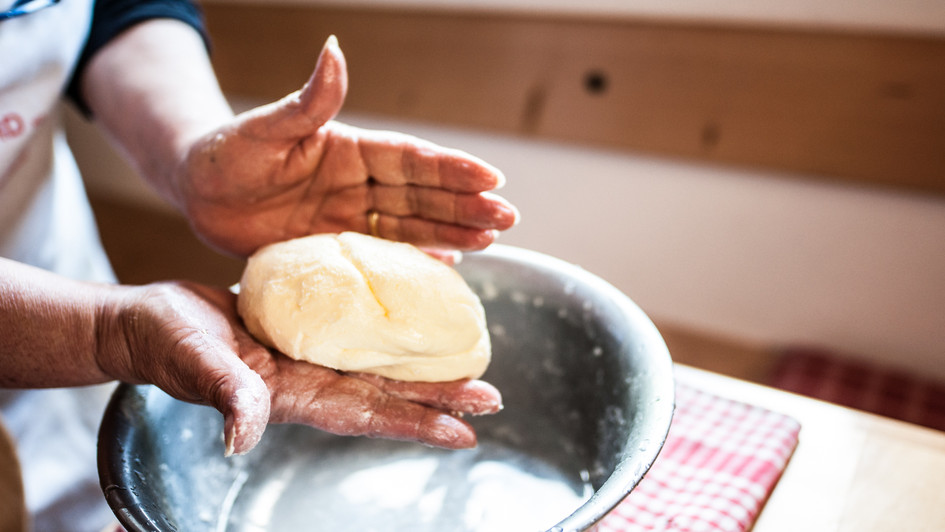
[{"left": 1, "top": 0, "right": 120, "bottom": 530}]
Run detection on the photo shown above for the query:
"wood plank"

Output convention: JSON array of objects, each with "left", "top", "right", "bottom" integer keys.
[
  {"left": 203, "top": 5, "right": 945, "bottom": 196},
  {"left": 231, "top": 0, "right": 945, "bottom": 38},
  {"left": 88, "top": 195, "right": 245, "bottom": 287},
  {"left": 654, "top": 320, "right": 779, "bottom": 385}
]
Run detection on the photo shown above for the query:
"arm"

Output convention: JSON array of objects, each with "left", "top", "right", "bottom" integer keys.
[
  {"left": 0, "top": 258, "right": 113, "bottom": 388},
  {"left": 0, "top": 257, "right": 272, "bottom": 451},
  {"left": 80, "top": 18, "right": 233, "bottom": 209},
  {"left": 79, "top": 20, "right": 518, "bottom": 257},
  {"left": 0, "top": 258, "right": 500, "bottom": 453}
]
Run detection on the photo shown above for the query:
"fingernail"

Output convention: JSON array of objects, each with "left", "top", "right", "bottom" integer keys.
[
  {"left": 501, "top": 203, "right": 521, "bottom": 227},
  {"left": 222, "top": 386, "right": 270, "bottom": 457},
  {"left": 427, "top": 415, "right": 476, "bottom": 449},
  {"left": 324, "top": 34, "right": 339, "bottom": 51},
  {"left": 456, "top": 380, "right": 503, "bottom": 415},
  {"left": 493, "top": 169, "right": 507, "bottom": 189},
  {"left": 223, "top": 413, "right": 236, "bottom": 457}
]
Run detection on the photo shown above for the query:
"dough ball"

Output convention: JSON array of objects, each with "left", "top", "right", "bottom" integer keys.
[{"left": 237, "top": 232, "right": 491, "bottom": 382}]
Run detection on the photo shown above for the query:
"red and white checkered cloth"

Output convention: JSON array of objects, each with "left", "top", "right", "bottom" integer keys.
[
  {"left": 597, "top": 382, "right": 800, "bottom": 532},
  {"left": 770, "top": 346, "right": 945, "bottom": 432}
]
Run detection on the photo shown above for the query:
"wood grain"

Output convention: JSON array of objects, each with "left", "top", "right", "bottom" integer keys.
[{"left": 203, "top": 4, "right": 945, "bottom": 195}]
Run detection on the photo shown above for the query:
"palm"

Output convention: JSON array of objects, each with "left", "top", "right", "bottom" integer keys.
[{"left": 178, "top": 41, "right": 516, "bottom": 257}]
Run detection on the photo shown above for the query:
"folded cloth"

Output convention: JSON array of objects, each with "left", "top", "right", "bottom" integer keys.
[{"left": 597, "top": 382, "right": 800, "bottom": 532}]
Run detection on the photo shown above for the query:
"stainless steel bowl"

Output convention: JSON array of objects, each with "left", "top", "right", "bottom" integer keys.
[{"left": 98, "top": 244, "right": 674, "bottom": 532}]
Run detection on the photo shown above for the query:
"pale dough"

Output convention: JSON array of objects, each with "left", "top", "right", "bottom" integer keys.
[{"left": 237, "top": 232, "right": 491, "bottom": 382}]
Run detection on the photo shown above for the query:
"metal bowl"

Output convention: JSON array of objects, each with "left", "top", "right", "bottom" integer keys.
[{"left": 98, "top": 244, "right": 674, "bottom": 532}]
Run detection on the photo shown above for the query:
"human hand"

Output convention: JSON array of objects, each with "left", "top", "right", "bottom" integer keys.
[
  {"left": 96, "top": 281, "right": 502, "bottom": 455},
  {"left": 176, "top": 36, "right": 518, "bottom": 258}
]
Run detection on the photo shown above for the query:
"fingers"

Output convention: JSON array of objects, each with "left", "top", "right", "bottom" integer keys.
[
  {"left": 352, "top": 373, "right": 503, "bottom": 416},
  {"left": 347, "top": 127, "right": 505, "bottom": 193},
  {"left": 239, "top": 35, "right": 348, "bottom": 140},
  {"left": 360, "top": 396, "right": 480, "bottom": 450},
  {"left": 420, "top": 247, "right": 462, "bottom": 265},
  {"left": 367, "top": 213, "right": 500, "bottom": 250},
  {"left": 360, "top": 187, "right": 518, "bottom": 250},
  {"left": 169, "top": 286, "right": 274, "bottom": 456},
  {"left": 322, "top": 125, "right": 519, "bottom": 248},
  {"left": 269, "top": 361, "right": 481, "bottom": 449},
  {"left": 174, "top": 338, "right": 272, "bottom": 457},
  {"left": 369, "top": 188, "right": 519, "bottom": 230},
  {"left": 296, "top": 35, "right": 348, "bottom": 127},
  {"left": 116, "top": 284, "right": 274, "bottom": 456},
  {"left": 220, "top": 371, "right": 271, "bottom": 456}
]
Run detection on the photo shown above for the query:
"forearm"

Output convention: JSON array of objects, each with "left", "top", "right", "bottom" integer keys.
[
  {"left": 80, "top": 18, "right": 234, "bottom": 209},
  {"left": 0, "top": 258, "right": 120, "bottom": 388}
]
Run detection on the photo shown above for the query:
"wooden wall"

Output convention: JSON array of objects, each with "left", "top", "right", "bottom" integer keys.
[{"left": 203, "top": 4, "right": 945, "bottom": 195}]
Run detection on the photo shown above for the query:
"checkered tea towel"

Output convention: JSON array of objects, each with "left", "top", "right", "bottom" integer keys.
[
  {"left": 597, "top": 382, "right": 800, "bottom": 532},
  {"left": 770, "top": 346, "right": 945, "bottom": 432}
]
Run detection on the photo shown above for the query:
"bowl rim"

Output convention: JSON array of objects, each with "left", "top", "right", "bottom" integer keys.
[{"left": 460, "top": 245, "right": 675, "bottom": 531}]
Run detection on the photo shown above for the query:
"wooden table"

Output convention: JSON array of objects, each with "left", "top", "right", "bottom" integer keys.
[{"left": 676, "top": 364, "right": 945, "bottom": 531}]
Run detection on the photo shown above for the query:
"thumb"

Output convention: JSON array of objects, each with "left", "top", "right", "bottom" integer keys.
[
  {"left": 218, "top": 363, "right": 271, "bottom": 457},
  {"left": 240, "top": 35, "right": 348, "bottom": 138},
  {"left": 187, "top": 289, "right": 273, "bottom": 456},
  {"left": 150, "top": 332, "right": 271, "bottom": 456},
  {"left": 296, "top": 34, "right": 348, "bottom": 126}
]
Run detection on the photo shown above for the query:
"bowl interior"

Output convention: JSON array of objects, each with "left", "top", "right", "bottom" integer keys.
[{"left": 99, "top": 245, "right": 674, "bottom": 532}]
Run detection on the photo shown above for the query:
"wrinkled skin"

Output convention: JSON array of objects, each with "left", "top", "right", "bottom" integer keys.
[{"left": 98, "top": 281, "right": 502, "bottom": 454}]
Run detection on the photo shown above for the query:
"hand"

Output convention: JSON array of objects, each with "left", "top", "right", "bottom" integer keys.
[
  {"left": 97, "top": 281, "right": 502, "bottom": 454},
  {"left": 176, "top": 36, "right": 518, "bottom": 257}
]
